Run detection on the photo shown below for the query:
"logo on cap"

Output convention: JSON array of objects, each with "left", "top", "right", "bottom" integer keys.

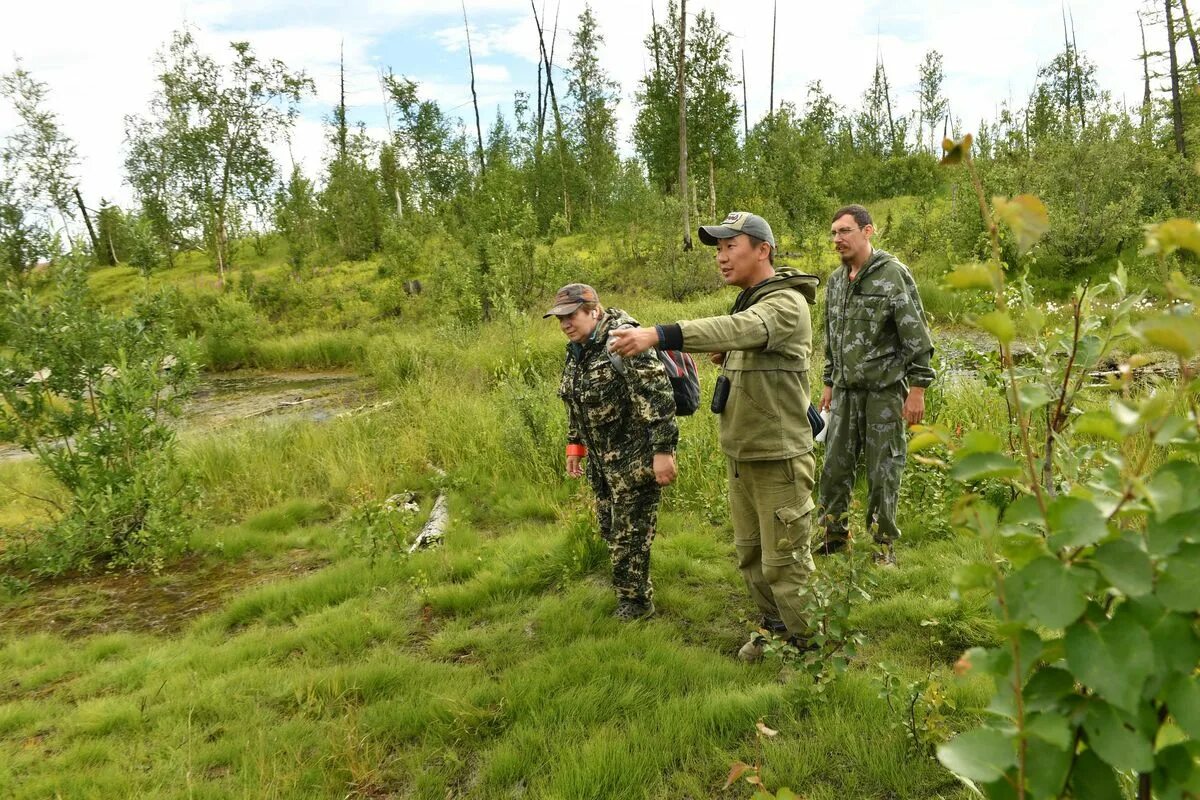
[{"left": 722, "top": 212, "right": 743, "bottom": 226}]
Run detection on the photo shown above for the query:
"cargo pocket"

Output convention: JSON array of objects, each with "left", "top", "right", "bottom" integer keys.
[{"left": 771, "top": 499, "right": 815, "bottom": 560}]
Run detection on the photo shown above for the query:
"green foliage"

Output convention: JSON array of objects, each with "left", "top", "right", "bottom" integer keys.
[
  {"left": 124, "top": 30, "right": 312, "bottom": 280},
  {"left": 933, "top": 147, "right": 1200, "bottom": 799},
  {"left": 0, "top": 263, "right": 197, "bottom": 574}
]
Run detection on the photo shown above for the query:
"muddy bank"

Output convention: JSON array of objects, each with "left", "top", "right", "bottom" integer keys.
[
  {"left": 0, "top": 371, "right": 374, "bottom": 463},
  {"left": 0, "top": 550, "right": 327, "bottom": 641}
]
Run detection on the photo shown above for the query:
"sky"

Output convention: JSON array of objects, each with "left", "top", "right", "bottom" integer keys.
[{"left": 0, "top": 0, "right": 1151, "bottom": 212}]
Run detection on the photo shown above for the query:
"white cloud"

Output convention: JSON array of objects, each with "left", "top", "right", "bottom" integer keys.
[{"left": 0, "top": 0, "right": 1151, "bottom": 215}]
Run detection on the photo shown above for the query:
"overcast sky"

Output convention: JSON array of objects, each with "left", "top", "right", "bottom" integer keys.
[{"left": 0, "top": 0, "right": 1151, "bottom": 210}]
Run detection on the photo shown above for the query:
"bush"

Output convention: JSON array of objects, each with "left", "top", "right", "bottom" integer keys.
[{"left": 0, "top": 264, "right": 197, "bottom": 575}]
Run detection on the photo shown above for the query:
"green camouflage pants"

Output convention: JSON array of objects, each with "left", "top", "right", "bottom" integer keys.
[
  {"left": 590, "top": 465, "right": 661, "bottom": 607},
  {"left": 728, "top": 455, "right": 817, "bottom": 638},
  {"left": 818, "top": 383, "right": 907, "bottom": 546}
]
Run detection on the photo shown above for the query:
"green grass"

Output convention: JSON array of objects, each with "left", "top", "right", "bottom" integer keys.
[{"left": 0, "top": 263, "right": 1024, "bottom": 799}]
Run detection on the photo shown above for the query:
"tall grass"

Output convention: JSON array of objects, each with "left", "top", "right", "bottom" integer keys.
[{"left": 0, "top": 290, "right": 1027, "bottom": 799}]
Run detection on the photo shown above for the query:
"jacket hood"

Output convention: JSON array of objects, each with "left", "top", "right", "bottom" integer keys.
[
  {"left": 731, "top": 268, "right": 820, "bottom": 312},
  {"left": 838, "top": 249, "right": 898, "bottom": 285},
  {"left": 597, "top": 307, "right": 639, "bottom": 337}
]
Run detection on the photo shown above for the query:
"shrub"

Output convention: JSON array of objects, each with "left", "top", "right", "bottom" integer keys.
[{"left": 0, "top": 263, "right": 197, "bottom": 574}]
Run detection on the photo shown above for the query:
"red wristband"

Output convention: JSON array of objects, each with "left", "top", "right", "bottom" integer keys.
[{"left": 566, "top": 444, "right": 587, "bottom": 458}]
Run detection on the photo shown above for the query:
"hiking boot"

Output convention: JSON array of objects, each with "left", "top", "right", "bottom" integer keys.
[
  {"left": 872, "top": 545, "right": 898, "bottom": 568},
  {"left": 615, "top": 600, "right": 656, "bottom": 621},
  {"left": 819, "top": 536, "right": 849, "bottom": 556}
]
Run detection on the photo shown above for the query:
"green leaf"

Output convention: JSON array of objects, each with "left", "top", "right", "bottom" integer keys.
[
  {"left": 937, "top": 727, "right": 1016, "bottom": 783},
  {"left": 1137, "top": 316, "right": 1200, "bottom": 359},
  {"left": 977, "top": 311, "right": 1015, "bottom": 344},
  {"left": 1151, "top": 611, "right": 1200, "bottom": 675},
  {"left": 1003, "top": 495, "right": 1043, "bottom": 525},
  {"left": 1166, "top": 674, "right": 1200, "bottom": 739},
  {"left": 1093, "top": 539, "right": 1153, "bottom": 597},
  {"left": 1016, "top": 384, "right": 1053, "bottom": 414},
  {"left": 944, "top": 262, "right": 996, "bottom": 291},
  {"left": 993, "top": 194, "right": 1050, "bottom": 255},
  {"left": 1146, "top": 461, "right": 1200, "bottom": 521},
  {"left": 1148, "top": 508, "right": 1200, "bottom": 557},
  {"left": 1074, "top": 411, "right": 1124, "bottom": 442},
  {"left": 951, "top": 452, "right": 1022, "bottom": 483},
  {"left": 1024, "top": 666, "right": 1077, "bottom": 713},
  {"left": 1066, "top": 605, "right": 1155, "bottom": 713},
  {"left": 908, "top": 431, "right": 944, "bottom": 453},
  {"left": 1159, "top": 543, "right": 1200, "bottom": 612},
  {"left": 1024, "top": 741, "right": 1072, "bottom": 800},
  {"left": 1143, "top": 217, "right": 1200, "bottom": 257},
  {"left": 1068, "top": 748, "right": 1124, "bottom": 800},
  {"left": 1025, "top": 712, "right": 1072, "bottom": 750},
  {"left": 939, "top": 133, "right": 973, "bottom": 165},
  {"left": 959, "top": 430, "right": 1004, "bottom": 455},
  {"left": 1083, "top": 700, "right": 1155, "bottom": 773},
  {"left": 1011, "top": 557, "right": 1095, "bottom": 629},
  {"left": 1046, "top": 496, "right": 1109, "bottom": 550}
]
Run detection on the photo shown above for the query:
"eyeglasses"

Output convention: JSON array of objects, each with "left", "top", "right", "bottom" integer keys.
[{"left": 829, "top": 226, "right": 862, "bottom": 240}]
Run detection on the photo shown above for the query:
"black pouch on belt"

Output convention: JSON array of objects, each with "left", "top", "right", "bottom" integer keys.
[{"left": 710, "top": 374, "right": 730, "bottom": 414}]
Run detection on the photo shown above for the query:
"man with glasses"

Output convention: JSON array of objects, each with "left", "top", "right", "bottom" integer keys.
[{"left": 818, "top": 204, "right": 935, "bottom": 566}]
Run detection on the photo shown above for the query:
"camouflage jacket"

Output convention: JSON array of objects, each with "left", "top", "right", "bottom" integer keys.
[
  {"left": 559, "top": 308, "right": 678, "bottom": 484},
  {"left": 822, "top": 250, "right": 935, "bottom": 391},
  {"left": 675, "top": 269, "right": 820, "bottom": 461}
]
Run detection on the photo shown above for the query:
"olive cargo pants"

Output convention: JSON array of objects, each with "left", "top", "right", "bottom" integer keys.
[{"left": 728, "top": 454, "right": 817, "bottom": 638}]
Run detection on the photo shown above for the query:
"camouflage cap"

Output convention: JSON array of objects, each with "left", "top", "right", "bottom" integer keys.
[
  {"left": 543, "top": 283, "right": 600, "bottom": 318},
  {"left": 698, "top": 211, "right": 775, "bottom": 249}
]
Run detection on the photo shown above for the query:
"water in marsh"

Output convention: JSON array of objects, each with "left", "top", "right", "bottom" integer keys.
[{"left": 0, "top": 371, "right": 373, "bottom": 463}]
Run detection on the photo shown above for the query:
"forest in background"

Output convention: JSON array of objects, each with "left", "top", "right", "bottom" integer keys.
[{"left": 1, "top": 0, "right": 1198, "bottom": 311}]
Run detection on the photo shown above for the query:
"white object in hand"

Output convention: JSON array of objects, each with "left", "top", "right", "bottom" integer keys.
[{"left": 814, "top": 410, "right": 830, "bottom": 444}]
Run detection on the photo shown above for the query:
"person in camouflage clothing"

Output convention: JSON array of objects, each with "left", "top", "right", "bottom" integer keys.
[
  {"left": 547, "top": 284, "right": 679, "bottom": 620},
  {"left": 818, "top": 205, "right": 935, "bottom": 566},
  {"left": 608, "top": 212, "right": 822, "bottom": 662}
]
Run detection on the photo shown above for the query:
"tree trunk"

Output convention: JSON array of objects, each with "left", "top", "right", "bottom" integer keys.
[
  {"left": 881, "top": 55, "right": 897, "bottom": 152},
  {"left": 708, "top": 149, "right": 716, "bottom": 221},
  {"left": 1139, "top": 11, "right": 1153, "bottom": 117},
  {"left": 1167, "top": 0, "right": 1188, "bottom": 156},
  {"left": 73, "top": 188, "right": 102, "bottom": 258},
  {"left": 769, "top": 0, "right": 777, "bottom": 116},
  {"left": 677, "top": 0, "right": 692, "bottom": 251},
  {"left": 1070, "top": 9, "right": 1086, "bottom": 130},
  {"left": 531, "top": 0, "right": 571, "bottom": 231},
  {"left": 463, "top": 1, "right": 486, "bottom": 177},
  {"left": 1061, "top": 7, "right": 1074, "bottom": 126},
  {"left": 337, "top": 43, "right": 348, "bottom": 161},
  {"left": 741, "top": 50, "right": 749, "bottom": 140},
  {"left": 1181, "top": 0, "right": 1200, "bottom": 64}
]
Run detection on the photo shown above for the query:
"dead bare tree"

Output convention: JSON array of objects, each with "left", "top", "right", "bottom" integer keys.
[
  {"left": 1139, "top": 11, "right": 1153, "bottom": 117},
  {"left": 1167, "top": 0, "right": 1188, "bottom": 155},
  {"left": 741, "top": 50, "right": 749, "bottom": 139},
  {"left": 531, "top": 0, "right": 571, "bottom": 230},
  {"left": 463, "top": 0, "right": 485, "bottom": 176},
  {"left": 1180, "top": 0, "right": 1200, "bottom": 64},
  {"left": 769, "top": 0, "right": 777, "bottom": 116},
  {"left": 678, "top": 0, "right": 692, "bottom": 251}
]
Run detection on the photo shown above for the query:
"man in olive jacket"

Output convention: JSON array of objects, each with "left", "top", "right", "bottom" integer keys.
[
  {"left": 609, "top": 211, "right": 821, "bottom": 661},
  {"left": 819, "top": 204, "right": 935, "bottom": 565}
]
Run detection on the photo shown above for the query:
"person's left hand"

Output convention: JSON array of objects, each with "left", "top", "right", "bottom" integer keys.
[
  {"left": 903, "top": 387, "right": 926, "bottom": 426},
  {"left": 653, "top": 453, "right": 677, "bottom": 486},
  {"left": 607, "top": 327, "right": 659, "bottom": 357}
]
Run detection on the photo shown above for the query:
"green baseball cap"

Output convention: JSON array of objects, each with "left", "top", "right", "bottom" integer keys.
[
  {"left": 543, "top": 283, "right": 600, "bottom": 318},
  {"left": 698, "top": 211, "right": 775, "bottom": 249}
]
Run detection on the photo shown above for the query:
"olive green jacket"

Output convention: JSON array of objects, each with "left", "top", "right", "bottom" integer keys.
[
  {"left": 676, "top": 269, "right": 820, "bottom": 461},
  {"left": 822, "top": 249, "right": 936, "bottom": 391}
]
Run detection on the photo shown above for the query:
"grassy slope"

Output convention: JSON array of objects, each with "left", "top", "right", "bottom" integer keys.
[{"left": 0, "top": 245, "right": 1010, "bottom": 798}]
